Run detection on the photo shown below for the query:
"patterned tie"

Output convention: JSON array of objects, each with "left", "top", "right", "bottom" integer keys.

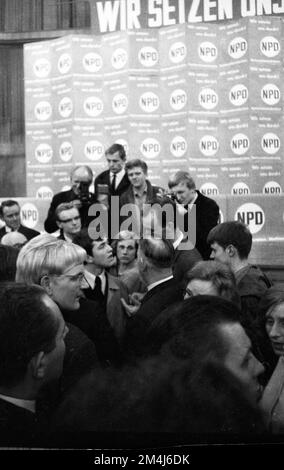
[{"left": 111, "top": 173, "right": 116, "bottom": 193}]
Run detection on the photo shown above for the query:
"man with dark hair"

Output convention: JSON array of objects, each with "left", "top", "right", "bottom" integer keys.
[
  {"left": 146, "top": 296, "right": 265, "bottom": 434},
  {"left": 123, "top": 237, "right": 183, "bottom": 358},
  {"left": 55, "top": 202, "right": 81, "bottom": 242},
  {"left": 94, "top": 143, "right": 130, "bottom": 201},
  {"left": 168, "top": 171, "right": 219, "bottom": 259},
  {"left": 207, "top": 221, "right": 272, "bottom": 320},
  {"left": 44, "top": 165, "right": 96, "bottom": 233},
  {"left": 142, "top": 196, "right": 202, "bottom": 283},
  {"left": 0, "top": 200, "right": 39, "bottom": 242},
  {"left": 73, "top": 228, "right": 128, "bottom": 345},
  {"left": 0, "top": 284, "right": 67, "bottom": 445}
]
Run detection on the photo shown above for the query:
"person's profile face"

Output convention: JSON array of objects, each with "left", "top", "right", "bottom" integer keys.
[
  {"left": 41, "top": 295, "right": 68, "bottom": 382},
  {"left": 2, "top": 204, "right": 21, "bottom": 230},
  {"left": 106, "top": 151, "right": 124, "bottom": 174},
  {"left": 210, "top": 242, "right": 230, "bottom": 265},
  {"left": 49, "top": 263, "right": 85, "bottom": 311},
  {"left": 221, "top": 322, "right": 264, "bottom": 403},
  {"left": 265, "top": 302, "right": 284, "bottom": 357}
]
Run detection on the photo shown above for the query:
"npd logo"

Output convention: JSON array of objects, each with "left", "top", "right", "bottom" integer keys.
[
  {"left": 83, "top": 52, "right": 103, "bottom": 73},
  {"left": 200, "top": 182, "right": 219, "bottom": 197},
  {"left": 231, "top": 182, "right": 250, "bottom": 196},
  {"left": 260, "top": 36, "right": 280, "bottom": 58},
  {"left": 59, "top": 97, "right": 73, "bottom": 118},
  {"left": 111, "top": 48, "right": 128, "bottom": 70},
  {"left": 198, "top": 41, "right": 218, "bottom": 63},
  {"left": 229, "top": 84, "right": 248, "bottom": 107},
  {"left": 139, "top": 91, "right": 160, "bottom": 113},
  {"left": 84, "top": 140, "right": 104, "bottom": 161},
  {"left": 84, "top": 96, "right": 104, "bottom": 117},
  {"left": 21, "top": 203, "right": 39, "bottom": 229},
  {"left": 36, "top": 186, "right": 53, "bottom": 200},
  {"left": 230, "top": 133, "right": 249, "bottom": 155},
  {"left": 35, "top": 143, "right": 53, "bottom": 164},
  {"left": 59, "top": 141, "right": 73, "bottom": 162},
  {"left": 140, "top": 138, "right": 161, "bottom": 159},
  {"left": 199, "top": 135, "right": 219, "bottom": 157},
  {"left": 228, "top": 37, "right": 248, "bottom": 60},
  {"left": 235, "top": 203, "right": 265, "bottom": 234},
  {"left": 261, "top": 83, "right": 281, "bottom": 106},
  {"left": 138, "top": 46, "right": 158, "bottom": 67},
  {"left": 261, "top": 132, "right": 280, "bottom": 155},
  {"left": 170, "top": 135, "right": 187, "bottom": 158},
  {"left": 34, "top": 101, "right": 52, "bottom": 121},
  {"left": 170, "top": 89, "right": 187, "bottom": 111},
  {"left": 199, "top": 88, "right": 218, "bottom": 110},
  {"left": 169, "top": 41, "right": 187, "bottom": 64},
  {"left": 112, "top": 93, "right": 128, "bottom": 115},
  {"left": 58, "top": 53, "right": 72, "bottom": 74},
  {"left": 263, "top": 181, "right": 282, "bottom": 195},
  {"left": 33, "top": 58, "right": 51, "bottom": 78}
]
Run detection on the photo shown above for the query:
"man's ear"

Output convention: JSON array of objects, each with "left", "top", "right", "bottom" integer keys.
[
  {"left": 40, "top": 275, "right": 53, "bottom": 297},
  {"left": 29, "top": 351, "right": 47, "bottom": 380},
  {"left": 226, "top": 244, "right": 236, "bottom": 257},
  {"left": 56, "top": 220, "right": 63, "bottom": 230}
]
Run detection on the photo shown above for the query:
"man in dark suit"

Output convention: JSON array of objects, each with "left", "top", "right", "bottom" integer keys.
[
  {"left": 94, "top": 143, "right": 130, "bottom": 203},
  {"left": 122, "top": 237, "right": 183, "bottom": 359},
  {"left": 44, "top": 165, "right": 96, "bottom": 233},
  {"left": 0, "top": 284, "right": 67, "bottom": 446},
  {"left": 0, "top": 200, "right": 39, "bottom": 242},
  {"left": 168, "top": 171, "right": 219, "bottom": 260},
  {"left": 142, "top": 196, "right": 202, "bottom": 284}
]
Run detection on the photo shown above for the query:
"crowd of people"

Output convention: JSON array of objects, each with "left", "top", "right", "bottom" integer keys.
[{"left": 0, "top": 143, "right": 283, "bottom": 447}]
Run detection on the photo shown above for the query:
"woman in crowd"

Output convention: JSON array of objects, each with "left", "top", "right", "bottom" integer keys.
[
  {"left": 109, "top": 230, "right": 146, "bottom": 294},
  {"left": 259, "top": 287, "right": 284, "bottom": 433}
]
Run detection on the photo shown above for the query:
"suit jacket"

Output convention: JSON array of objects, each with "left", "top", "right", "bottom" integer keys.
[
  {"left": 0, "top": 224, "right": 40, "bottom": 242},
  {"left": 173, "top": 244, "right": 202, "bottom": 284},
  {"left": 119, "top": 180, "right": 163, "bottom": 207},
  {"left": 0, "top": 398, "right": 38, "bottom": 446},
  {"left": 184, "top": 190, "right": 219, "bottom": 260},
  {"left": 95, "top": 170, "right": 130, "bottom": 198},
  {"left": 124, "top": 277, "right": 183, "bottom": 358},
  {"left": 83, "top": 273, "right": 129, "bottom": 345},
  {"left": 44, "top": 189, "right": 96, "bottom": 233}
]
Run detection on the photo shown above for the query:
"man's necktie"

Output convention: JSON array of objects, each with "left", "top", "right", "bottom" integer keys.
[
  {"left": 92, "top": 276, "right": 105, "bottom": 302},
  {"left": 111, "top": 174, "right": 116, "bottom": 192}
]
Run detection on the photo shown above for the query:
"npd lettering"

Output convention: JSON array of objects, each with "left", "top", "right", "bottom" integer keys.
[
  {"left": 58, "top": 54, "right": 72, "bottom": 74},
  {"left": 231, "top": 133, "right": 249, "bottom": 155},
  {"left": 59, "top": 142, "right": 73, "bottom": 162},
  {"left": 112, "top": 94, "right": 128, "bottom": 115},
  {"left": 139, "top": 92, "right": 159, "bottom": 113},
  {"left": 169, "top": 42, "right": 187, "bottom": 64},
  {"left": 199, "top": 135, "right": 218, "bottom": 156},
  {"left": 21, "top": 203, "right": 39, "bottom": 229},
  {"left": 263, "top": 181, "right": 282, "bottom": 195},
  {"left": 35, "top": 143, "right": 53, "bottom": 163},
  {"left": 139, "top": 47, "right": 158, "bottom": 67},
  {"left": 200, "top": 183, "right": 219, "bottom": 196},
  {"left": 34, "top": 59, "right": 51, "bottom": 78},
  {"left": 84, "top": 97, "right": 103, "bottom": 117},
  {"left": 170, "top": 136, "right": 187, "bottom": 157},
  {"left": 112, "top": 48, "right": 127, "bottom": 69},
  {"left": 260, "top": 37, "right": 280, "bottom": 58},
  {"left": 199, "top": 42, "right": 217, "bottom": 63},
  {"left": 261, "top": 133, "right": 280, "bottom": 155},
  {"left": 199, "top": 88, "right": 218, "bottom": 110},
  {"left": 84, "top": 141, "right": 104, "bottom": 161},
  {"left": 228, "top": 37, "right": 247, "bottom": 59},
  {"left": 170, "top": 89, "right": 187, "bottom": 111},
  {"left": 229, "top": 84, "right": 248, "bottom": 106},
  {"left": 261, "top": 84, "right": 281, "bottom": 106},
  {"left": 35, "top": 101, "right": 52, "bottom": 121},
  {"left": 235, "top": 203, "right": 265, "bottom": 234},
  {"left": 83, "top": 53, "right": 102, "bottom": 73},
  {"left": 140, "top": 138, "right": 160, "bottom": 158},
  {"left": 231, "top": 182, "right": 250, "bottom": 195}
]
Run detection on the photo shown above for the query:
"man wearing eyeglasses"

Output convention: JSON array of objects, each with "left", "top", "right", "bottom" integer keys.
[{"left": 55, "top": 202, "right": 82, "bottom": 242}]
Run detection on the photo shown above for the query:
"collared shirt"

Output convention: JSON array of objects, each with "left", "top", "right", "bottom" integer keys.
[
  {"left": 110, "top": 169, "right": 125, "bottom": 190},
  {"left": 173, "top": 229, "right": 184, "bottom": 250},
  {"left": 147, "top": 275, "right": 173, "bottom": 292},
  {"left": 187, "top": 191, "right": 198, "bottom": 211},
  {"left": 84, "top": 269, "right": 106, "bottom": 294},
  {"left": 133, "top": 182, "right": 148, "bottom": 210},
  {"left": 0, "top": 394, "right": 36, "bottom": 414},
  {"left": 62, "top": 233, "right": 74, "bottom": 243}
]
